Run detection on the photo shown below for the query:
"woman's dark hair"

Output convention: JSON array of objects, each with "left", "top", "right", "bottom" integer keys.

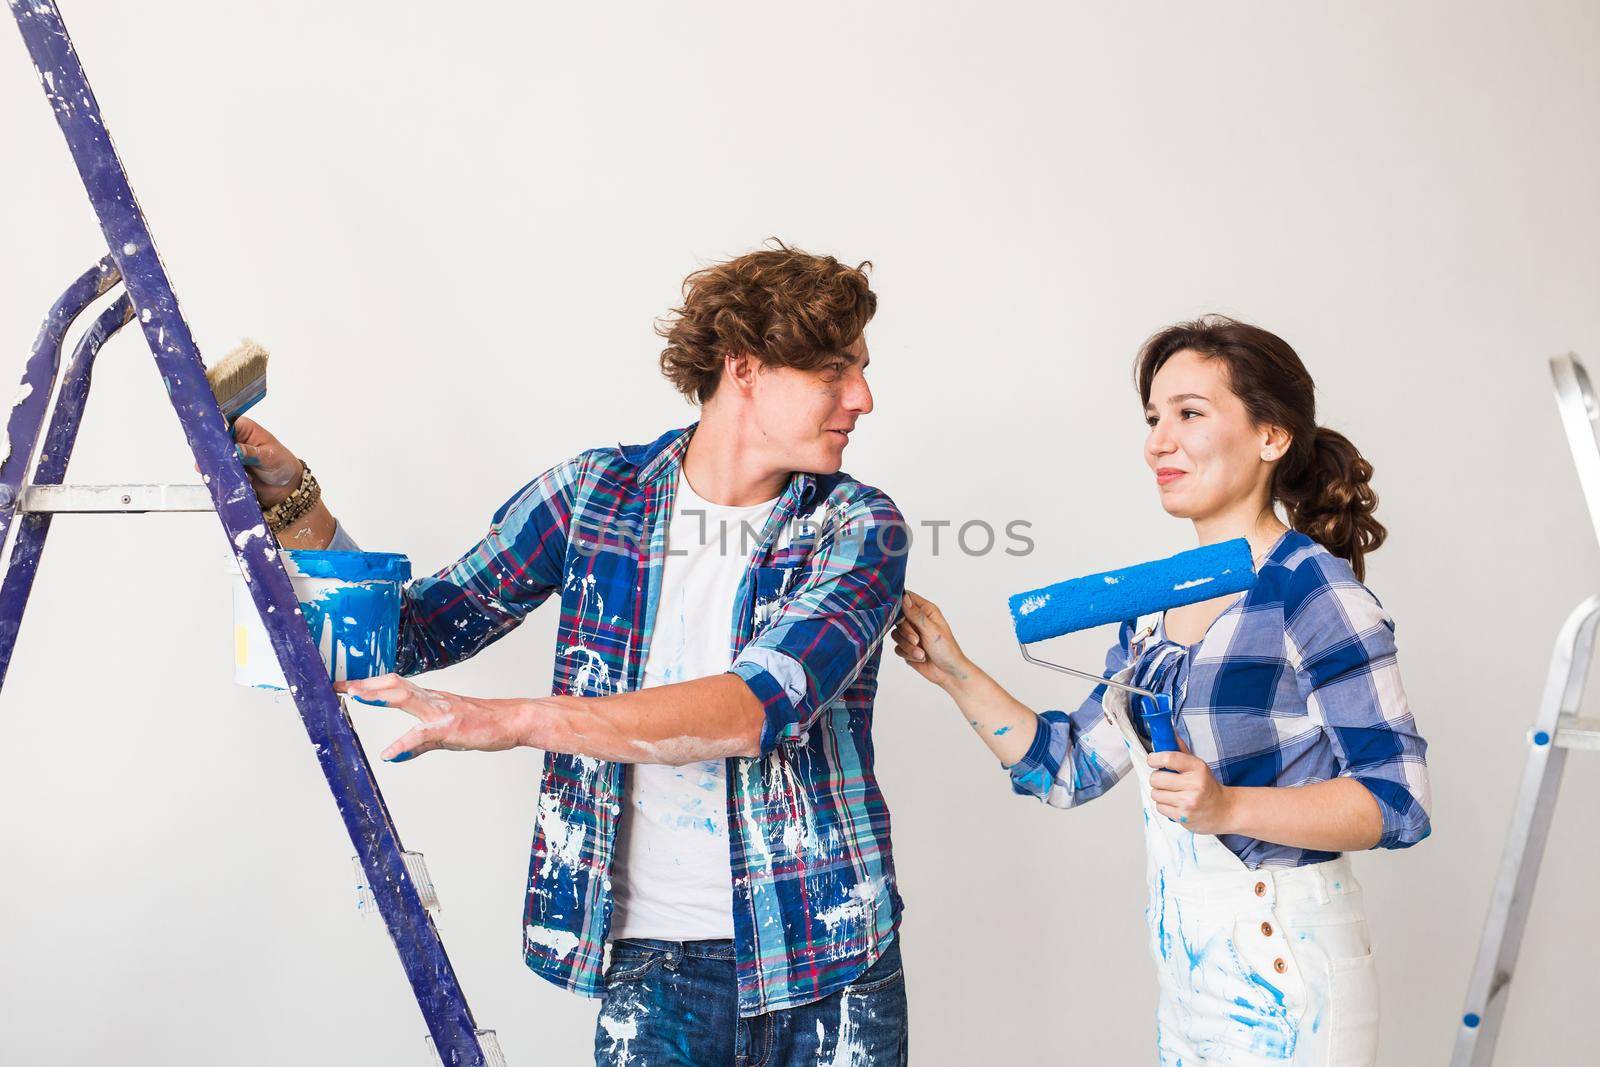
[{"left": 1134, "top": 315, "right": 1386, "bottom": 580}]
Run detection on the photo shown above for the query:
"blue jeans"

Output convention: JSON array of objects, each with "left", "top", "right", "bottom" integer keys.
[{"left": 594, "top": 935, "right": 908, "bottom": 1066}]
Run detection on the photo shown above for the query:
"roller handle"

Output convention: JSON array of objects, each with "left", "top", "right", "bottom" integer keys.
[{"left": 1138, "top": 693, "right": 1180, "bottom": 754}]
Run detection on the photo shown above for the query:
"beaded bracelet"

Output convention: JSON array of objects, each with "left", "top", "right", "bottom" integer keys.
[{"left": 263, "top": 463, "right": 321, "bottom": 532}]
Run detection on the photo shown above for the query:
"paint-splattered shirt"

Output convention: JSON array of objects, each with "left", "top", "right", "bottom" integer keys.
[
  {"left": 1008, "top": 530, "right": 1432, "bottom": 868},
  {"left": 383, "top": 425, "right": 908, "bottom": 1016}
]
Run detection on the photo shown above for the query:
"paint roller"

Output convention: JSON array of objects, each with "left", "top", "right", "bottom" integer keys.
[{"left": 1007, "top": 539, "right": 1257, "bottom": 752}]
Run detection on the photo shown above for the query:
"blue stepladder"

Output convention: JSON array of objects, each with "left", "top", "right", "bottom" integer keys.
[
  {"left": 1451, "top": 354, "right": 1600, "bottom": 1066},
  {"left": 3, "top": 2, "right": 504, "bottom": 1062}
]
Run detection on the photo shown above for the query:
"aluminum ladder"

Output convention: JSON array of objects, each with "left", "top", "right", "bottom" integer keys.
[
  {"left": 1451, "top": 354, "right": 1600, "bottom": 1065},
  {"left": 3, "top": 2, "right": 503, "bottom": 1062}
]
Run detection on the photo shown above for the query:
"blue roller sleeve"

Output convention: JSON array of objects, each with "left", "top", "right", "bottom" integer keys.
[
  {"left": 1009, "top": 538, "right": 1256, "bottom": 644},
  {"left": 1139, "top": 693, "right": 1180, "bottom": 754}
]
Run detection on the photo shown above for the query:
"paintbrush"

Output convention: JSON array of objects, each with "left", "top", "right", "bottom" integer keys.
[{"left": 206, "top": 338, "right": 269, "bottom": 422}]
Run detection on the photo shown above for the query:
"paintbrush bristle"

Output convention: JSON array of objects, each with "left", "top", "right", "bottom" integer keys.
[{"left": 207, "top": 338, "right": 269, "bottom": 421}]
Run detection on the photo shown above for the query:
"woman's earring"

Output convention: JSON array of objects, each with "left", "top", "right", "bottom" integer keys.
[{"left": 1261, "top": 450, "right": 1276, "bottom": 461}]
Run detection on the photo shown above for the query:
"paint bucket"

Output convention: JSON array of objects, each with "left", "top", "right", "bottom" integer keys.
[{"left": 229, "top": 550, "right": 411, "bottom": 689}]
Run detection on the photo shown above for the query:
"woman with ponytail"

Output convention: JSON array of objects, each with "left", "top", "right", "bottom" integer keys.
[{"left": 894, "top": 316, "right": 1431, "bottom": 1065}]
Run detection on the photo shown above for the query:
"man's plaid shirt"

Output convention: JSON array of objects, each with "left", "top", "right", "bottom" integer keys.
[{"left": 376, "top": 425, "right": 907, "bottom": 1015}]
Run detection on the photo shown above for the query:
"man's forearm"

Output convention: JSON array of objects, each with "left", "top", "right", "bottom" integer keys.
[{"left": 520, "top": 674, "right": 765, "bottom": 764}]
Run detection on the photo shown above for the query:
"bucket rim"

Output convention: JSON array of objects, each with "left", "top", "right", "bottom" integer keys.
[{"left": 227, "top": 549, "right": 411, "bottom": 583}]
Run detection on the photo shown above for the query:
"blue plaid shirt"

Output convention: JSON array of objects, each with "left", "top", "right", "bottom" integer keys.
[
  {"left": 1008, "top": 531, "right": 1431, "bottom": 868},
  {"left": 338, "top": 425, "right": 908, "bottom": 1015}
]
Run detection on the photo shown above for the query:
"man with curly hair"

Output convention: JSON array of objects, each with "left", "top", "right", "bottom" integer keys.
[{"left": 233, "top": 241, "right": 911, "bottom": 1065}]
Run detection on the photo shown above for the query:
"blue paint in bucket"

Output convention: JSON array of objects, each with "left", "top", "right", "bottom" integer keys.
[
  {"left": 231, "top": 550, "right": 411, "bottom": 689},
  {"left": 278, "top": 550, "right": 410, "bottom": 583}
]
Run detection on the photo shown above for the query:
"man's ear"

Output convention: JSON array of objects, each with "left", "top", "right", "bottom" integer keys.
[{"left": 724, "top": 349, "right": 760, "bottom": 397}]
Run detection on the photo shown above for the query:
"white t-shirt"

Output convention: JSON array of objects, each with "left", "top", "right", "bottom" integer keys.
[{"left": 608, "top": 473, "right": 780, "bottom": 941}]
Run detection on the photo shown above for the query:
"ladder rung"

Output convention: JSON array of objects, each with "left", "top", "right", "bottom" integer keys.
[
  {"left": 427, "top": 1029, "right": 505, "bottom": 1067},
  {"left": 1555, "top": 715, "right": 1600, "bottom": 750},
  {"left": 16, "top": 483, "right": 213, "bottom": 513},
  {"left": 354, "top": 850, "right": 440, "bottom": 914}
]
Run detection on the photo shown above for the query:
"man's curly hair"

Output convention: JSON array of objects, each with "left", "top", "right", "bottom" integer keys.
[{"left": 657, "top": 240, "right": 876, "bottom": 404}]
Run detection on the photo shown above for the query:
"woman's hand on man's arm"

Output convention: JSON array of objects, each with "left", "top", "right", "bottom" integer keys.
[{"left": 893, "top": 591, "right": 1037, "bottom": 766}]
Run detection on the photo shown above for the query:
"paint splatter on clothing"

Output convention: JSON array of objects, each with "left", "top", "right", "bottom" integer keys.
[
  {"left": 594, "top": 935, "right": 908, "bottom": 1066},
  {"left": 611, "top": 474, "right": 779, "bottom": 941},
  {"left": 386, "top": 424, "right": 908, "bottom": 1015},
  {"left": 1125, "top": 672, "right": 1379, "bottom": 1064}
]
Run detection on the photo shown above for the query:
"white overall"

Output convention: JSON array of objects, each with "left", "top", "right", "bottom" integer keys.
[{"left": 1102, "top": 668, "right": 1381, "bottom": 1066}]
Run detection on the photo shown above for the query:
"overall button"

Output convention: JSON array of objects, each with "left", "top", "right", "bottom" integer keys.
[
  {"left": 1260, "top": 922, "right": 1274, "bottom": 937},
  {"left": 1253, "top": 881, "right": 1267, "bottom": 897},
  {"left": 1273, "top": 957, "right": 1287, "bottom": 974}
]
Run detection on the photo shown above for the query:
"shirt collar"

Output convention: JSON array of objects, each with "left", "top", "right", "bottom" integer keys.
[{"left": 625, "top": 422, "right": 820, "bottom": 507}]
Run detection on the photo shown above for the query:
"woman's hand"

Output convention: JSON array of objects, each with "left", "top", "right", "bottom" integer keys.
[
  {"left": 891, "top": 591, "right": 1038, "bottom": 764},
  {"left": 892, "top": 591, "right": 975, "bottom": 690},
  {"left": 230, "top": 415, "right": 305, "bottom": 508},
  {"left": 1147, "top": 750, "right": 1238, "bottom": 834}
]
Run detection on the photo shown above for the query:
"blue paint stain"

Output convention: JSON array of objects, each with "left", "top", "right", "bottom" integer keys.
[
  {"left": 350, "top": 695, "right": 388, "bottom": 707},
  {"left": 1155, "top": 871, "right": 1171, "bottom": 961},
  {"left": 286, "top": 549, "right": 410, "bottom": 582},
  {"left": 1230, "top": 977, "right": 1297, "bottom": 1059},
  {"left": 1247, "top": 972, "right": 1287, "bottom": 1007},
  {"left": 386, "top": 750, "right": 415, "bottom": 763},
  {"left": 993, "top": 725, "right": 1011, "bottom": 736},
  {"left": 283, "top": 549, "right": 411, "bottom": 683},
  {"left": 1177, "top": 906, "right": 1205, "bottom": 973}
]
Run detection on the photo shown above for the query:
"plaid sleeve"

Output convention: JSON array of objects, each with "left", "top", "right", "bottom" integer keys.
[
  {"left": 395, "top": 454, "right": 583, "bottom": 675},
  {"left": 729, "top": 488, "right": 908, "bottom": 755},
  {"left": 1007, "top": 621, "right": 1136, "bottom": 807},
  {"left": 1285, "top": 556, "right": 1432, "bottom": 850}
]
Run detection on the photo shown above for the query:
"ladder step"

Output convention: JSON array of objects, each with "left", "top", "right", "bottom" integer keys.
[
  {"left": 1555, "top": 714, "right": 1600, "bottom": 750},
  {"left": 16, "top": 483, "right": 213, "bottom": 513},
  {"left": 427, "top": 1029, "right": 505, "bottom": 1067},
  {"left": 354, "top": 850, "right": 441, "bottom": 914}
]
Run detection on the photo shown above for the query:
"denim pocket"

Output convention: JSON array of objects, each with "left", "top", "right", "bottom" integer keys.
[
  {"left": 831, "top": 940, "right": 909, "bottom": 1066},
  {"left": 843, "top": 940, "right": 905, "bottom": 996},
  {"left": 605, "top": 944, "right": 668, "bottom": 984},
  {"left": 1327, "top": 952, "right": 1380, "bottom": 1065}
]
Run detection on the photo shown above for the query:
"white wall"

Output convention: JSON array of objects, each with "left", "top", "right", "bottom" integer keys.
[{"left": 3, "top": 1, "right": 1598, "bottom": 1063}]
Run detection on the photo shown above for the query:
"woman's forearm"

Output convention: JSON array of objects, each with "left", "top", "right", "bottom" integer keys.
[
  {"left": 940, "top": 664, "right": 1040, "bottom": 766},
  {"left": 1222, "top": 777, "right": 1383, "bottom": 853}
]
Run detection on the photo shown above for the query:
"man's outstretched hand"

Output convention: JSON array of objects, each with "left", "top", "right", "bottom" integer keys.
[
  {"left": 336, "top": 672, "right": 766, "bottom": 766},
  {"left": 335, "top": 673, "right": 535, "bottom": 762}
]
